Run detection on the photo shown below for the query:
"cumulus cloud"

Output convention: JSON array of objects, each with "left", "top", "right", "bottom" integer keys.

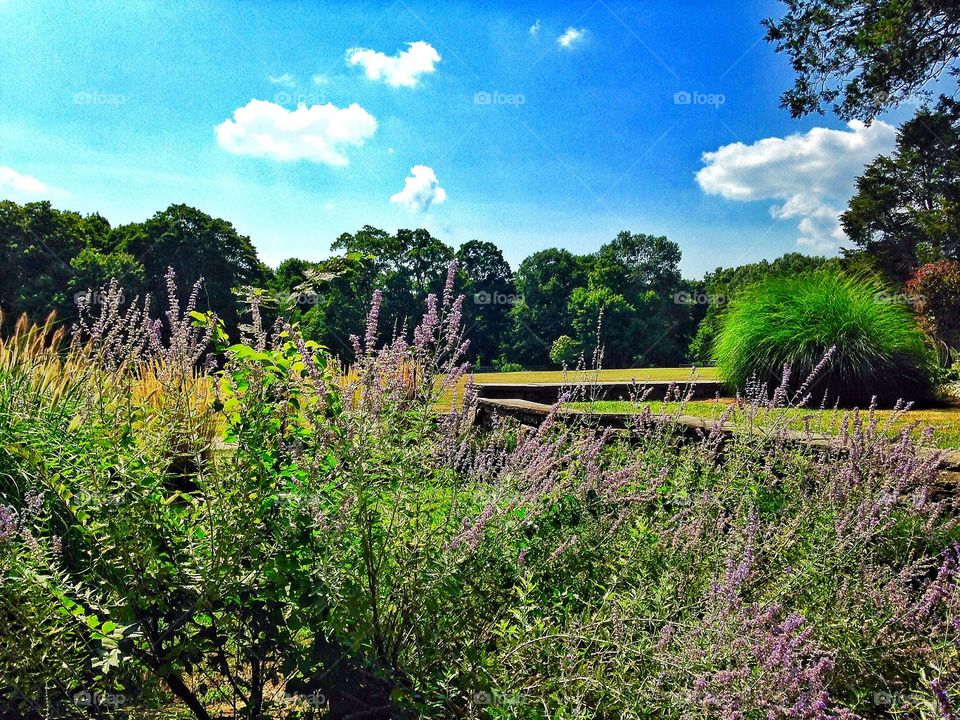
[
  {"left": 0, "top": 166, "right": 52, "bottom": 195},
  {"left": 557, "top": 27, "right": 587, "bottom": 49},
  {"left": 390, "top": 165, "right": 446, "bottom": 212},
  {"left": 345, "top": 41, "right": 440, "bottom": 88},
  {"left": 695, "top": 120, "right": 896, "bottom": 251},
  {"left": 215, "top": 99, "right": 377, "bottom": 166},
  {"left": 268, "top": 73, "right": 296, "bottom": 87}
]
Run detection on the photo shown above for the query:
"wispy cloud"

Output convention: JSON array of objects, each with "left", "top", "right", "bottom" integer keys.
[
  {"left": 696, "top": 121, "right": 896, "bottom": 251},
  {"left": 268, "top": 73, "right": 296, "bottom": 88},
  {"left": 529, "top": 19, "right": 541, "bottom": 36},
  {"left": 390, "top": 165, "right": 446, "bottom": 212},
  {"left": 557, "top": 27, "right": 587, "bottom": 49},
  {"left": 345, "top": 41, "right": 441, "bottom": 88},
  {"left": 215, "top": 99, "right": 377, "bottom": 166},
  {"left": 0, "top": 166, "right": 55, "bottom": 195}
]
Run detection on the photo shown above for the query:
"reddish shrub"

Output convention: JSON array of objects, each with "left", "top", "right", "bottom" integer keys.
[{"left": 907, "top": 260, "right": 960, "bottom": 350}]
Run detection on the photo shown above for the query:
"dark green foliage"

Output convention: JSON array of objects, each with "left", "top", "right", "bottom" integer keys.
[
  {"left": 113, "top": 204, "right": 266, "bottom": 333},
  {"left": 0, "top": 200, "right": 115, "bottom": 323},
  {"left": 455, "top": 239, "right": 515, "bottom": 365},
  {"left": 712, "top": 268, "right": 938, "bottom": 407},
  {"left": 508, "top": 248, "right": 588, "bottom": 365},
  {"left": 764, "top": 0, "right": 960, "bottom": 120},
  {"left": 0, "top": 196, "right": 721, "bottom": 369},
  {"left": 332, "top": 225, "right": 454, "bottom": 334},
  {"left": 841, "top": 97, "right": 960, "bottom": 282}
]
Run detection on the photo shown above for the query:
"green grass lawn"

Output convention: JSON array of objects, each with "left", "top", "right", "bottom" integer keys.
[
  {"left": 437, "top": 367, "right": 718, "bottom": 411},
  {"left": 470, "top": 366, "right": 718, "bottom": 384},
  {"left": 567, "top": 398, "right": 960, "bottom": 450}
]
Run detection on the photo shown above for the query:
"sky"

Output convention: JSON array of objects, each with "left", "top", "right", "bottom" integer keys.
[{"left": 0, "top": 0, "right": 923, "bottom": 279}]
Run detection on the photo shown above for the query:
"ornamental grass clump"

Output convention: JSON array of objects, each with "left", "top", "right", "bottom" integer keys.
[{"left": 712, "top": 268, "right": 938, "bottom": 407}]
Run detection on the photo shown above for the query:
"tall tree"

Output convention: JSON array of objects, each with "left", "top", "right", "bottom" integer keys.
[
  {"left": 454, "top": 240, "right": 515, "bottom": 365},
  {"left": 508, "top": 248, "right": 588, "bottom": 365},
  {"left": 764, "top": 0, "right": 960, "bottom": 120},
  {"left": 841, "top": 97, "right": 960, "bottom": 282},
  {"left": 112, "top": 204, "right": 265, "bottom": 333},
  {"left": 583, "top": 232, "right": 688, "bottom": 367},
  {"left": 0, "top": 200, "right": 112, "bottom": 323},
  {"left": 332, "top": 227, "right": 454, "bottom": 336},
  {"left": 591, "top": 231, "right": 682, "bottom": 298}
]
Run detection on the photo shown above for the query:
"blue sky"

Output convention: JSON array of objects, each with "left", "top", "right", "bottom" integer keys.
[{"left": 0, "top": 0, "right": 920, "bottom": 278}]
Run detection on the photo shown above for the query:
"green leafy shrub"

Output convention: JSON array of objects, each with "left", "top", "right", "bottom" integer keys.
[
  {"left": 712, "top": 268, "right": 938, "bottom": 407},
  {"left": 549, "top": 334, "right": 580, "bottom": 367}
]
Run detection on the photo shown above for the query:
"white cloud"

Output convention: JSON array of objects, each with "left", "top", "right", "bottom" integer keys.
[
  {"left": 529, "top": 19, "right": 541, "bottom": 36},
  {"left": 345, "top": 41, "right": 440, "bottom": 88},
  {"left": 695, "top": 120, "right": 896, "bottom": 252},
  {"left": 215, "top": 99, "right": 377, "bottom": 166},
  {"left": 390, "top": 165, "right": 446, "bottom": 212},
  {"left": 312, "top": 73, "right": 330, "bottom": 85},
  {"left": 0, "top": 166, "right": 52, "bottom": 195},
  {"left": 268, "top": 73, "right": 296, "bottom": 88},
  {"left": 557, "top": 27, "right": 587, "bottom": 49}
]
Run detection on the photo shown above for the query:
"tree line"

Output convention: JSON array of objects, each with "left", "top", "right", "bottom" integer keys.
[{"left": 2, "top": 94, "right": 958, "bottom": 367}]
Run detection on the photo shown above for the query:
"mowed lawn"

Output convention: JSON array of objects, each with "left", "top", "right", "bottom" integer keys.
[
  {"left": 472, "top": 366, "right": 719, "bottom": 384},
  {"left": 437, "top": 367, "right": 718, "bottom": 411},
  {"left": 567, "top": 398, "right": 960, "bottom": 450}
]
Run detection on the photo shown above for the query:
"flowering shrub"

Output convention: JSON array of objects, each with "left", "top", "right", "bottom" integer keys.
[{"left": 1, "top": 266, "right": 959, "bottom": 718}]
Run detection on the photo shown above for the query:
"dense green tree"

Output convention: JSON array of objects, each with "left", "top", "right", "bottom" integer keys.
[
  {"left": 841, "top": 97, "right": 960, "bottom": 282},
  {"left": 69, "top": 248, "right": 146, "bottom": 303},
  {"left": 508, "top": 248, "right": 588, "bottom": 365},
  {"left": 580, "top": 232, "right": 688, "bottom": 367},
  {"left": 332, "top": 226, "right": 454, "bottom": 336},
  {"left": 591, "top": 231, "right": 682, "bottom": 298},
  {"left": 764, "top": 0, "right": 960, "bottom": 120},
  {"left": 0, "top": 200, "right": 112, "bottom": 323},
  {"left": 454, "top": 240, "right": 515, "bottom": 365},
  {"left": 112, "top": 204, "right": 265, "bottom": 333}
]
